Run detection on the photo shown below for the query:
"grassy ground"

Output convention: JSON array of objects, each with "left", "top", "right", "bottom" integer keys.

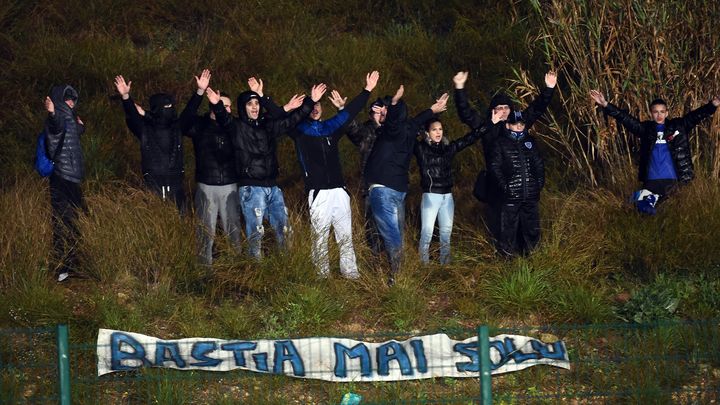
[{"left": 2, "top": 0, "right": 720, "bottom": 403}]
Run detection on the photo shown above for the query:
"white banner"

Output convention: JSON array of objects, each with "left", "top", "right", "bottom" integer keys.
[{"left": 97, "top": 329, "right": 569, "bottom": 381}]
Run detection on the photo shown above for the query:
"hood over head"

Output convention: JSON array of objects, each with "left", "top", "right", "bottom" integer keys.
[
  {"left": 147, "top": 93, "right": 177, "bottom": 126},
  {"left": 49, "top": 84, "right": 79, "bottom": 117},
  {"left": 237, "top": 90, "right": 262, "bottom": 122}
]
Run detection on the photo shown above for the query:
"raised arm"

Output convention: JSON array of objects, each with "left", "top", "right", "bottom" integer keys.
[
  {"left": 590, "top": 89, "right": 644, "bottom": 136},
  {"left": 178, "top": 69, "right": 210, "bottom": 133},
  {"left": 114, "top": 75, "right": 144, "bottom": 138},
  {"left": 265, "top": 84, "right": 324, "bottom": 137},
  {"left": 453, "top": 71, "right": 485, "bottom": 130},
  {"left": 678, "top": 96, "right": 719, "bottom": 131},
  {"left": 523, "top": 71, "right": 557, "bottom": 129}
]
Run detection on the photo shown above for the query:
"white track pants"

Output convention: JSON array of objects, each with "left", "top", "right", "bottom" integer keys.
[{"left": 308, "top": 188, "right": 359, "bottom": 278}]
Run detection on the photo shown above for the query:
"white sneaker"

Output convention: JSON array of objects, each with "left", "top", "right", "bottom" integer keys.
[{"left": 57, "top": 272, "right": 70, "bottom": 282}]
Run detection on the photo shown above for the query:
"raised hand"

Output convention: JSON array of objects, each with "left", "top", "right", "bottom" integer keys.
[
  {"left": 365, "top": 71, "right": 380, "bottom": 92},
  {"left": 114, "top": 75, "right": 132, "bottom": 100},
  {"left": 545, "top": 71, "right": 558, "bottom": 88},
  {"left": 430, "top": 93, "right": 449, "bottom": 114},
  {"left": 44, "top": 96, "right": 54, "bottom": 114},
  {"left": 491, "top": 106, "right": 503, "bottom": 124},
  {"left": 391, "top": 85, "right": 404, "bottom": 105},
  {"left": 589, "top": 90, "right": 608, "bottom": 107},
  {"left": 453, "top": 71, "right": 468, "bottom": 89},
  {"left": 311, "top": 83, "right": 327, "bottom": 102},
  {"left": 206, "top": 87, "right": 221, "bottom": 105},
  {"left": 328, "top": 90, "right": 347, "bottom": 109},
  {"left": 371, "top": 105, "right": 384, "bottom": 115},
  {"left": 712, "top": 95, "right": 720, "bottom": 107},
  {"left": 134, "top": 103, "right": 146, "bottom": 116},
  {"left": 195, "top": 69, "right": 211, "bottom": 93},
  {"left": 284, "top": 94, "right": 306, "bottom": 111},
  {"left": 248, "top": 77, "right": 264, "bottom": 96}
]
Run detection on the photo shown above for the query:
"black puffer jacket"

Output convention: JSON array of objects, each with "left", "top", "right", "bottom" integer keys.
[
  {"left": 454, "top": 87, "right": 555, "bottom": 161},
  {"left": 187, "top": 113, "right": 238, "bottom": 185},
  {"left": 347, "top": 118, "right": 382, "bottom": 194},
  {"left": 121, "top": 93, "right": 202, "bottom": 184},
  {"left": 364, "top": 101, "right": 434, "bottom": 193},
  {"left": 212, "top": 93, "right": 314, "bottom": 187},
  {"left": 46, "top": 84, "right": 84, "bottom": 183},
  {"left": 603, "top": 102, "right": 717, "bottom": 183},
  {"left": 414, "top": 128, "right": 484, "bottom": 194},
  {"left": 489, "top": 130, "right": 545, "bottom": 203}
]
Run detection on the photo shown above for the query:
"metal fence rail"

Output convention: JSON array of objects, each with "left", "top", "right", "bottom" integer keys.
[{"left": 1, "top": 320, "right": 719, "bottom": 404}]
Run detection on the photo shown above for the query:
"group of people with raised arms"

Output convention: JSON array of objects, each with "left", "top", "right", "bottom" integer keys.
[{"left": 41, "top": 68, "right": 718, "bottom": 284}]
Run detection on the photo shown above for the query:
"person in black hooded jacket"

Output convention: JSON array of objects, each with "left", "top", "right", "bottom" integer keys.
[
  {"left": 114, "top": 70, "right": 209, "bottom": 212},
  {"left": 453, "top": 71, "right": 556, "bottom": 240},
  {"left": 489, "top": 110, "right": 546, "bottom": 256},
  {"left": 43, "top": 84, "right": 86, "bottom": 282},
  {"left": 207, "top": 81, "right": 324, "bottom": 259},
  {"left": 186, "top": 90, "right": 243, "bottom": 265},
  {"left": 590, "top": 90, "right": 719, "bottom": 206}
]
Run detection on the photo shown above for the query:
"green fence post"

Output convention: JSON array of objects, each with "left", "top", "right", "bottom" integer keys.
[
  {"left": 56, "top": 324, "right": 71, "bottom": 405},
  {"left": 479, "top": 325, "right": 492, "bottom": 405}
]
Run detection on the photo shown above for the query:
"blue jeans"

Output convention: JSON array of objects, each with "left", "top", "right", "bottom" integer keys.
[
  {"left": 238, "top": 185, "right": 289, "bottom": 258},
  {"left": 419, "top": 192, "right": 454, "bottom": 264},
  {"left": 369, "top": 186, "right": 406, "bottom": 273}
]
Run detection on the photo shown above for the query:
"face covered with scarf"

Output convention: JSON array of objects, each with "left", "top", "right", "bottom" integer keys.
[{"left": 147, "top": 93, "right": 177, "bottom": 126}]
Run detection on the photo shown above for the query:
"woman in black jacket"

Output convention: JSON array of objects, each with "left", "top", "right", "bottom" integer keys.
[{"left": 414, "top": 118, "right": 485, "bottom": 264}]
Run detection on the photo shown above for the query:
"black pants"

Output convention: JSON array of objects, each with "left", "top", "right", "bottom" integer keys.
[
  {"left": 144, "top": 175, "right": 186, "bottom": 213},
  {"left": 50, "top": 174, "right": 84, "bottom": 275},
  {"left": 498, "top": 201, "right": 540, "bottom": 256},
  {"left": 643, "top": 179, "right": 678, "bottom": 202}
]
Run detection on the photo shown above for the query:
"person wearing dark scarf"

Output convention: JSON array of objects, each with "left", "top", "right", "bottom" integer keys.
[
  {"left": 44, "top": 85, "right": 86, "bottom": 282},
  {"left": 207, "top": 81, "right": 322, "bottom": 259},
  {"left": 453, "top": 71, "right": 556, "bottom": 243},
  {"left": 489, "top": 111, "right": 546, "bottom": 256},
  {"left": 590, "top": 90, "right": 720, "bottom": 212},
  {"left": 113, "top": 70, "right": 210, "bottom": 212}
]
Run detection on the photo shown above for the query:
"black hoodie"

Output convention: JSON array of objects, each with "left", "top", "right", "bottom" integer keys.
[
  {"left": 121, "top": 91, "right": 202, "bottom": 184},
  {"left": 212, "top": 91, "right": 315, "bottom": 187}
]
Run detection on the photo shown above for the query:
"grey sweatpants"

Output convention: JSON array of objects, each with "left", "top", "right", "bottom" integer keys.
[{"left": 195, "top": 182, "right": 243, "bottom": 265}]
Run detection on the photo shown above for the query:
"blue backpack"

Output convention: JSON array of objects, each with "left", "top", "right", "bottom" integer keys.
[{"left": 34, "top": 128, "right": 66, "bottom": 177}]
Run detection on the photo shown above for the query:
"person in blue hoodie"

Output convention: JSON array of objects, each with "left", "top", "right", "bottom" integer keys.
[{"left": 590, "top": 90, "right": 719, "bottom": 213}]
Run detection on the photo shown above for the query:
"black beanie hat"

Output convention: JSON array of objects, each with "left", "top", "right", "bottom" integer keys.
[{"left": 489, "top": 93, "right": 514, "bottom": 110}]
